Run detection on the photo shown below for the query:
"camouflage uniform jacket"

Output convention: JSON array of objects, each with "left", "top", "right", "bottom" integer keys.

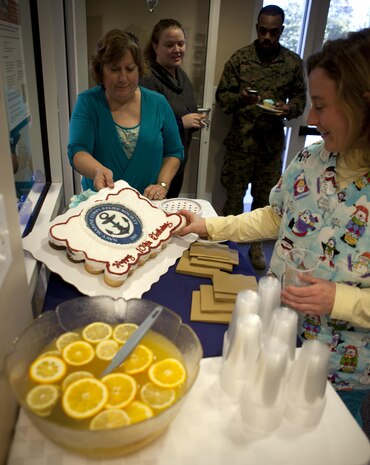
[{"left": 216, "top": 41, "right": 306, "bottom": 153}]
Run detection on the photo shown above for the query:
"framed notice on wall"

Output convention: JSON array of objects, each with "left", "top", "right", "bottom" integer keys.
[{"left": 0, "top": 0, "right": 30, "bottom": 134}]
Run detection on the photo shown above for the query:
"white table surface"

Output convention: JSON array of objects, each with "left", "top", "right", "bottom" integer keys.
[{"left": 7, "top": 357, "right": 370, "bottom": 465}]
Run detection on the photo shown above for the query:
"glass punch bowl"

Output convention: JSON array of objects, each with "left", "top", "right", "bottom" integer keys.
[{"left": 5, "top": 296, "right": 203, "bottom": 458}]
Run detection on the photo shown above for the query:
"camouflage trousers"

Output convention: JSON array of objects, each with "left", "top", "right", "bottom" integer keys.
[{"left": 221, "top": 148, "right": 282, "bottom": 216}]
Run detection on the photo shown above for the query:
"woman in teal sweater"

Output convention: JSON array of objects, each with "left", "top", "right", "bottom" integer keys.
[{"left": 68, "top": 29, "right": 184, "bottom": 201}]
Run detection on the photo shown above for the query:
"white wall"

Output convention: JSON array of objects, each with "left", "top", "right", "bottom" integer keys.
[{"left": 0, "top": 65, "right": 33, "bottom": 465}]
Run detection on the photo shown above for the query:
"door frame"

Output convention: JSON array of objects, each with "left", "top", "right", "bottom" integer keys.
[{"left": 196, "top": 0, "right": 221, "bottom": 200}]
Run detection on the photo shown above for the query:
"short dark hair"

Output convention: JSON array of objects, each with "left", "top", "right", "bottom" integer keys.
[
  {"left": 144, "top": 18, "right": 185, "bottom": 65},
  {"left": 90, "top": 29, "right": 144, "bottom": 85},
  {"left": 258, "top": 5, "right": 285, "bottom": 24}
]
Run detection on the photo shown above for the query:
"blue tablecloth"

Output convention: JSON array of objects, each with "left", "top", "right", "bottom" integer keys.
[{"left": 42, "top": 242, "right": 257, "bottom": 357}]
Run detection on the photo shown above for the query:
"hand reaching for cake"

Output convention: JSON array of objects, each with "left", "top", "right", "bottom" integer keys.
[
  {"left": 93, "top": 167, "right": 115, "bottom": 191},
  {"left": 176, "top": 209, "right": 208, "bottom": 238}
]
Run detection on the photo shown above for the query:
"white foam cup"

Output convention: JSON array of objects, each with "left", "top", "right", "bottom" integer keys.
[{"left": 285, "top": 339, "right": 330, "bottom": 427}]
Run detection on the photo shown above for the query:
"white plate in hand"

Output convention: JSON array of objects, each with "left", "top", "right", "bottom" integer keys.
[
  {"left": 256, "top": 103, "right": 283, "bottom": 115},
  {"left": 160, "top": 198, "right": 203, "bottom": 215}
]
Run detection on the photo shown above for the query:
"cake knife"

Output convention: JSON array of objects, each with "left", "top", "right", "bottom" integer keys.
[{"left": 99, "top": 305, "right": 163, "bottom": 378}]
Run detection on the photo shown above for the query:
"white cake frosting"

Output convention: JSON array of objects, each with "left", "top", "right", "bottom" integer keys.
[{"left": 48, "top": 180, "right": 186, "bottom": 286}]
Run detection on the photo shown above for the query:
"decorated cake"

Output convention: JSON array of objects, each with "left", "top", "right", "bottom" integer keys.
[{"left": 48, "top": 180, "right": 186, "bottom": 287}]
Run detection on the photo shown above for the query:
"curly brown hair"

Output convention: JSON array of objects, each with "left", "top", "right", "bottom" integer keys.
[{"left": 90, "top": 29, "right": 145, "bottom": 85}]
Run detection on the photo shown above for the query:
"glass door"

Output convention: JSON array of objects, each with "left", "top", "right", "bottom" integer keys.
[
  {"left": 265, "top": 0, "right": 370, "bottom": 167},
  {"left": 80, "top": 0, "right": 214, "bottom": 198}
]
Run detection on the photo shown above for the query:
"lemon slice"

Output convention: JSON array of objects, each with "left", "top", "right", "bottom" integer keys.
[
  {"left": 29, "top": 355, "right": 67, "bottom": 384},
  {"left": 89, "top": 408, "right": 131, "bottom": 430},
  {"left": 62, "top": 341, "right": 95, "bottom": 366},
  {"left": 56, "top": 331, "right": 80, "bottom": 351},
  {"left": 96, "top": 339, "right": 119, "bottom": 361},
  {"left": 39, "top": 350, "right": 61, "bottom": 358},
  {"left": 31, "top": 407, "right": 53, "bottom": 417},
  {"left": 112, "top": 323, "right": 138, "bottom": 344},
  {"left": 26, "top": 384, "right": 60, "bottom": 413},
  {"left": 148, "top": 358, "right": 186, "bottom": 388},
  {"left": 62, "top": 370, "right": 94, "bottom": 391},
  {"left": 101, "top": 373, "right": 137, "bottom": 409},
  {"left": 125, "top": 400, "right": 153, "bottom": 424},
  {"left": 82, "top": 322, "right": 112, "bottom": 344},
  {"left": 140, "top": 382, "right": 176, "bottom": 410},
  {"left": 121, "top": 344, "right": 154, "bottom": 374},
  {"left": 62, "top": 378, "right": 108, "bottom": 419}
]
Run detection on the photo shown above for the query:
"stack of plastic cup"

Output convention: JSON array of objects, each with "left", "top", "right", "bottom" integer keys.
[
  {"left": 285, "top": 339, "right": 330, "bottom": 427},
  {"left": 222, "top": 289, "right": 260, "bottom": 360},
  {"left": 268, "top": 306, "right": 298, "bottom": 372},
  {"left": 220, "top": 313, "right": 262, "bottom": 401},
  {"left": 240, "top": 336, "right": 289, "bottom": 432},
  {"left": 257, "top": 276, "right": 281, "bottom": 337}
]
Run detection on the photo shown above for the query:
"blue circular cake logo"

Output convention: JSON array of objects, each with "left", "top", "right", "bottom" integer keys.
[{"left": 85, "top": 203, "right": 143, "bottom": 244}]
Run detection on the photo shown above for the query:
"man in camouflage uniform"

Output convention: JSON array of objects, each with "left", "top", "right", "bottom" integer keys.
[{"left": 216, "top": 4, "right": 306, "bottom": 270}]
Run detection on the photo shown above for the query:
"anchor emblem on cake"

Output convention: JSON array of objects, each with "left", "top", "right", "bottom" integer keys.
[
  {"left": 98, "top": 212, "right": 130, "bottom": 236},
  {"left": 85, "top": 203, "right": 143, "bottom": 244}
]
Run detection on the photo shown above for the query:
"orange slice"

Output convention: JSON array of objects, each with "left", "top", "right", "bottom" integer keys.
[
  {"left": 124, "top": 400, "right": 153, "bottom": 424},
  {"left": 121, "top": 344, "right": 153, "bottom": 374},
  {"left": 62, "top": 378, "right": 108, "bottom": 419},
  {"left": 148, "top": 358, "right": 186, "bottom": 388},
  {"left": 101, "top": 373, "right": 137, "bottom": 409},
  {"left": 62, "top": 341, "right": 95, "bottom": 366},
  {"left": 29, "top": 355, "right": 66, "bottom": 384}
]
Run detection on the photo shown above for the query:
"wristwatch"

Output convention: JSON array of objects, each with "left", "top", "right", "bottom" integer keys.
[{"left": 157, "top": 182, "right": 168, "bottom": 191}]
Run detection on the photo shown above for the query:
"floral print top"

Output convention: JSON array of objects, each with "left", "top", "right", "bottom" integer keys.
[{"left": 269, "top": 140, "right": 370, "bottom": 392}]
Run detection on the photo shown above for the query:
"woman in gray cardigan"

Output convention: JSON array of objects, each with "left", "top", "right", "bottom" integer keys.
[{"left": 140, "top": 18, "right": 207, "bottom": 198}]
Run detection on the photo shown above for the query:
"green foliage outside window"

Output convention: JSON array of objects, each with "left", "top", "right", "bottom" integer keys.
[{"left": 264, "top": 0, "right": 370, "bottom": 53}]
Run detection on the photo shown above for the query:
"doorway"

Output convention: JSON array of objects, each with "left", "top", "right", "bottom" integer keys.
[{"left": 84, "top": 0, "right": 212, "bottom": 198}]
